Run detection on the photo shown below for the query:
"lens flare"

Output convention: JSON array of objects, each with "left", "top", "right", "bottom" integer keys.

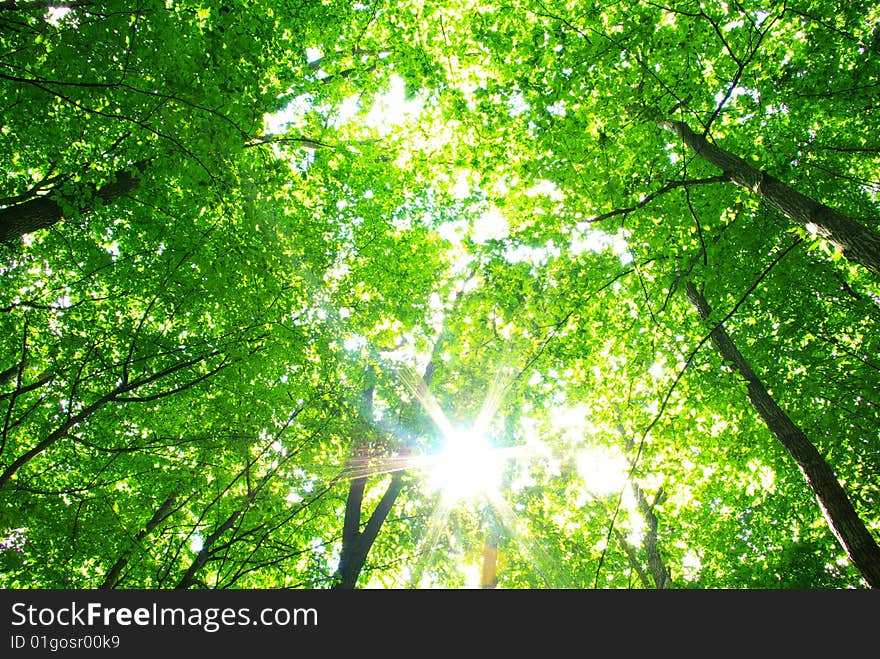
[{"left": 427, "top": 428, "right": 504, "bottom": 501}]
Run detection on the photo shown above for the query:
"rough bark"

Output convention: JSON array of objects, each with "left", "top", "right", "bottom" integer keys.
[
  {"left": 609, "top": 485, "right": 670, "bottom": 589},
  {"left": 686, "top": 281, "right": 880, "bottom": 588},
  {"left": 661, "top": 120, "right": 880, "bottom": 276},
  {"left": 0, "top": 161, "right": 148, "bottom": 243},
  {"left": 632, "top": 483, "right": 670, "bottom": 589}
]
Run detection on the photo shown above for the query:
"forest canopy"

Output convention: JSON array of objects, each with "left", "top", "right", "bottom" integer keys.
[{"left": 1, "top": 0, "right": 879, "bottom": 589}]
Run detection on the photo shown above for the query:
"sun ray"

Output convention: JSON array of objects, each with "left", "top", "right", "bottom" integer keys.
[
  {"left": 397, "top": 366, "right": 457, "bottom": 439},
  {"left": 338, "top": 456, "right": 412, "bottom": 481},
  {"left": 407, "top": 496, "right": 454, "bottom": 588},
  {"left": 473, "top": 365, "right": 511, "bottom": 435},
  {"left": 484, "top": 490, "right": 567, "bottom": 588},
  {"left": 394, "top": 360, "right": 562, "bottom": 587},
  {"left": 320, "top": 359, "right": 583, "bottom": 588}
]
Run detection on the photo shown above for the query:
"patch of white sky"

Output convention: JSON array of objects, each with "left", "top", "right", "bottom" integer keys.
[
  {"left": 267, "top": 47, "right": 421, "bottom": 137},
  {"left": 516, "top": 403, "right": 649, "bottom": 545},
  {"left": 265, "top": 92, "right": 315, "bottom": 135},
  {"left": 439, "top": 175, "right": 632, "bottom": 269},
  {"left": 189, "top": 534, "right": 204, "bottom": 553},
  {"left": 570, "top": 225, "right": 633, "bottom": 265},
  {"left": 286, "top": 467, "right": 315, "bottom": 504},
  {"left": 508, "top": 91, "right": 530, "bottom": 117},
  {"left": 715, "top": 84, "right": 793, "bottom": 122},
  {"left": 46, "top": 6, "right": 73, "bottom": 26},
  {"left": 681, "top": 548, "right": 702, "bottom": 581}
]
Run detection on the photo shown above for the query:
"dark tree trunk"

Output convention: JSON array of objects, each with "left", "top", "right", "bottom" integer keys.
[
  {"left": 333, "top": 472, "right": 404, "bottom": 589},
  {"left": 100, "top": 494, "right": 178, "bottom": 589},
  {"left": 661, "top": 120, "right": 880, "bottom": 276},
  {"left": 175, "top": 509, "right": 242, "bottom": 590},
  {"left": 0, "top": 161, "right": 147, "bottom": 243},
  {"left": 686, "top": 282, "right": 880, "bottom": 588},
  {"left": 333, "top": 365, "right": 407, "bottom": 589}
]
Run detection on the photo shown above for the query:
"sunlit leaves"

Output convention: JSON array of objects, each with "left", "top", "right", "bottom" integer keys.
[{"left": 1, "top": 0, "right": 878, "bottom": 590}]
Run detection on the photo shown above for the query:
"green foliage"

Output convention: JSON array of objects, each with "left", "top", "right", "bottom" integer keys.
[{"left": 1, "top": 0, "right": 878, "bottom": 590}]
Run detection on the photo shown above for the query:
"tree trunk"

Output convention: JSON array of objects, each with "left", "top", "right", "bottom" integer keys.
[
  {"left": 100, "top": 493, "right": 178, "bottom": 589},
  {"left": 0, "top": 161, "right": 147, "bottom": 243},
  {"left": 175, "top": 509, "right": 242, "bottom": 589},
  {"left": 333, "top": 472, "right": 404, "bottom": 589},
  {"left": 661, "top": 120, "right": 880, "bottom": 276},
  {"left": 333, "top": 365, "right": 408, "bottom": 589},
  {"left": 614, "top": 526, "right": 654, "bottom": 589},
  {"left": 632, "top": 483, "right": 670, "bottom": 589},
  {"left": 685, "top": 281, "right": 880, "bottom": 588},
  {"left": 480, "top": 534, "right": 498, "bottom": 589}
]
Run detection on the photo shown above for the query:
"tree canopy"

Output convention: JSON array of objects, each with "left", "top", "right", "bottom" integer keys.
[{"left": 1, "top": 0, "right": 878, "bottom": 589}]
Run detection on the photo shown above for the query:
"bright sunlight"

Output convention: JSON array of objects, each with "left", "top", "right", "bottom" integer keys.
[{"left": 426, "top": 428, "right": 505, "bottom": 502}]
